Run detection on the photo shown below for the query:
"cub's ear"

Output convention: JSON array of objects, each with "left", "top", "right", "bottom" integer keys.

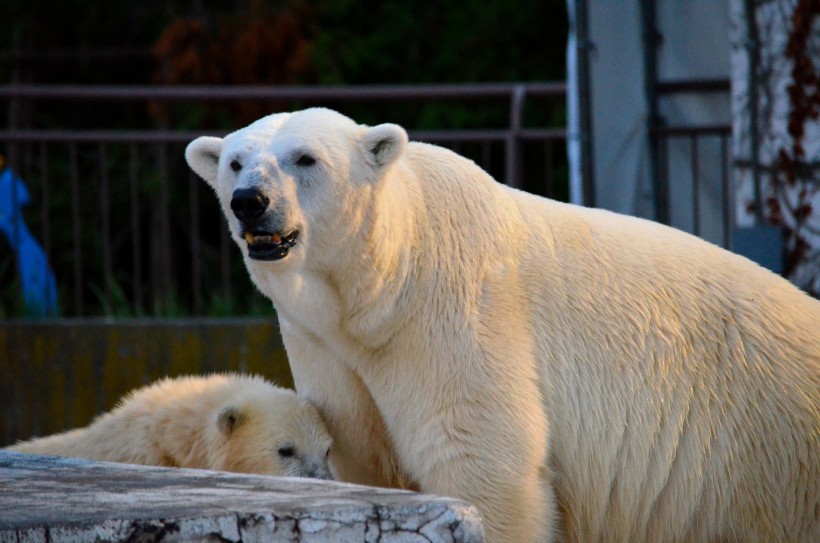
[
  {"left": 216, "top": 405, "right": 245, "bottom": 436},
  {"left": 185, "top": 136, "right": 224, "bottom": 189},
  {"left": 361, "top": 123, "right": 408, "bottom": 170}
]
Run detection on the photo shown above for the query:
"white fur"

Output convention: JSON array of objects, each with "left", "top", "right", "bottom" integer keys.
[
  {"left": 186, "top": 108, "right": 820, "bottom": 543},
  {"left": 6, "top": 374, "right": 333, "bottom": 478}
]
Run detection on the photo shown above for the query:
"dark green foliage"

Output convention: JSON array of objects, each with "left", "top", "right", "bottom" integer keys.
[{"left": 309, "top": 0, "right": 566, "bottom": 84}]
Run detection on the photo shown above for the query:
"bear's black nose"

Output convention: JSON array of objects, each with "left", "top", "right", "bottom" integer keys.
[{"left": 230, "top": 188, "right": 269, "bottom": 222}]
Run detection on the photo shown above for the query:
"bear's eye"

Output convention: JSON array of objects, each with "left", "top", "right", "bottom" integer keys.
[
  {"left": 325, "top": 447, "right": 330, "bottom": 458},
  {"left": 278, "top": 446, "right": 295, "bottom": 458},
  {"left": 229, "top": 160, "right": 242, "bottom": 172},
  {"left": 295, "top": 154, "right": 316, "bottom": 167}
]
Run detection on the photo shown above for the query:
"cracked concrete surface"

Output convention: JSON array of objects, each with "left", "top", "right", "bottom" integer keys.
[{"left": 0, "top": 451, "right": 483, "bottom": 542}]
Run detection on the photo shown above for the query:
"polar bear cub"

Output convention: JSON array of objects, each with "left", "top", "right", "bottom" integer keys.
[
  {"left": 6, "top": 374, "right": 332, "bottom": 478},
  {"left": 185, "top": 108, "right": 820, "bottom": 543}
]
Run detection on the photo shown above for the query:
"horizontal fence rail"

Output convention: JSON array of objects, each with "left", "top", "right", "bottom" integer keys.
[
  {"left": 1, "top": 82, "right": 568, "bottom": 191},
  {"left": 0, "top": 127, "right": 569, "bottom": 144},
  {"left": 0, "top": 82, "right": 569, "bottom": 318},
  {"left": 0, "top": 82, "right": 567, "bottom": 101}
]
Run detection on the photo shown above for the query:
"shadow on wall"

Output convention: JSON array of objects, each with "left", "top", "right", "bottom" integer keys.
[{"left": 0, "top": 318, "right": 291, "bottom": 446}]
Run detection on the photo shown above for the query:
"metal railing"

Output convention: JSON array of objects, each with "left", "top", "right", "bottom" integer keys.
[
  {"left": 1, "top": 83, "right": 568, "bottom": 190},
  {"left": 0, "top": 82, "right": 568, "bottom": 317},
  {"left": 651, "top": 78, "right": 733, "bottom": 247},
  {"left": 655, "top": 124, "right": 733, "bottom": 245}
]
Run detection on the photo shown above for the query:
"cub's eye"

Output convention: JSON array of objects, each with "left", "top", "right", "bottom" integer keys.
[
  {"left": 325, "top": 447, "right": 331, "bottom": 458},
  {"left": 230, "top": 160, "right": 242, "bottom": 172},
  {"left": 295, "top": 154, "right": 316, "bottom": 167},
  {"left": 278, "top": 446, "right": 295, "bottom": 458}
]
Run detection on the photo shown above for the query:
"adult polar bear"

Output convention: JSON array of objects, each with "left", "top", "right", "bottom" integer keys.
[{"left": 186, "top": 108, "right": 820, "bottom": 543}]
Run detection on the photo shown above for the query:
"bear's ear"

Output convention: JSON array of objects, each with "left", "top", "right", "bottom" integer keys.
[
  {"left": 361, "top": 123, "right": 408, "bottom": 171},
  {"left": 216, "top": 405, "right": 245, "bottom": 436},
  {"left": 185, "top": 136, "right": 224, "bottom": 189}
]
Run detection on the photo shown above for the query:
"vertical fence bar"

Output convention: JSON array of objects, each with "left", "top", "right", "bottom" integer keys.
[
  {"left": 544, "top": 140, "right": 554, "bottom": 199},
  {"left": 221, "top": 226, "right": 232, "bottom": 307},
  {"left": 481, "top": 141, "right": 492, "bottom": 173},
  {"left": 10, "top": 143, "right": 21, "bottom": 307},
  {"left": 641, "top": 0, "right": 667, "bottom": 224},
  {"left": 9, "top": 148, "right": 19, "bottom": 248},
  {"left": 720, "top": 134, "right": 732, "bottom": 249},
  {"left": 99, "top": 143, "right": 112, "bottom": 309},
  {"left": 38, "top": 142, "right": 51, "bottom": 263},
  {"left": 189, "top": 170, "right": 202, "bottom": 315},
  {"left": 149, "top": 197, "right": 160, "bottom": 314},
  {"left": 6, "top": 144, "right": 20, "bottom": 175},
  {"left": 506, "top": 85, "right": 526, "bottom": 188},
  {"left": 158, "top": 142, "right": 172, "bottom": 311},
  {"left": 691, "top": 134, "right": 700, "bottom": 237},
  {"left": 23, "top": 143, "right": 33, "bottom": 188},
  {"left": 69, "top": 142, "right": 83, "bottom": 316},
  {"left": 129, "top": 143, "right": 143, "bottom": 315},
  {"left": 575, "top": 0, "right": 596, "bottom": 206},
  {"left": 657, "top": 132, "right": 668, "bottom": 223}
]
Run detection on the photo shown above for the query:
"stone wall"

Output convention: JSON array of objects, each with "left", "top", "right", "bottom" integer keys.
[
  {"left": 0, "top": 319, "right": 291, "bottom": 446},
  {"left": 0, "top": 451, "right": 484, "bottom": 542}
]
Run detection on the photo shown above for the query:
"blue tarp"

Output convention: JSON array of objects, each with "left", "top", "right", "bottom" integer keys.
[{"left": 0, "top": 167, "right": 58, "bottom": 317}]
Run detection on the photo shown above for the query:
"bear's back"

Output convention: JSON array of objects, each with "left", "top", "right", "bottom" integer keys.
[
  {"left": 401, "top": 140, "right": 819, "bottom": 541},
  {"left": 504, "top": 181, "right": 820, "bottom": 542}
]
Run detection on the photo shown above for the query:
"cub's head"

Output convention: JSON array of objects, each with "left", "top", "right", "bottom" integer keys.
[
  {"left": 209, "top": 382, "right": 333, "bottom": 479},
  {"left": 185, "top": 108, "right": 408, "bottom": 269}
]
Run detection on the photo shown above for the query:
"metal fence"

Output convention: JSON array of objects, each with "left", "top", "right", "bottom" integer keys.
[
  {"left": 655, "top": 124, "right": 733, "bottom": 245},
  {"left": 0, "top": 83, "right": 568, "bottom": 317},
  {"left": 651, "top": 79, "right": 733, "bottom": 248}
]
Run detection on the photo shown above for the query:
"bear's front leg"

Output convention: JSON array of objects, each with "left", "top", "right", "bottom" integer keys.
[
  {"left": 280, "top": 319, "right": 412, "bottom": 489},
  {"left": 418, "top": 417, "right": 557, "bottom": 543},
  {"left": 386, "top": 350, "right": 556, "bottom": 543}
]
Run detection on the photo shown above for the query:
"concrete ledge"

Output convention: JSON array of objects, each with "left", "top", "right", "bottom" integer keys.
[{"left": 0, "top": 451, "right": 483, "bottom": 542}]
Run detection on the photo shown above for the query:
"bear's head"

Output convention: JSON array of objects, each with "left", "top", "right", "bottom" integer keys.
[
  {"left": 208, "top": 385, "right": 333, "bottom": 479},
  {"left": 185, "top": 108, "right": 408, "bottom": 271}
]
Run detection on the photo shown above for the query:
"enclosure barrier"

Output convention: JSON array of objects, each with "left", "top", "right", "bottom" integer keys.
[
  {"left": 0, "top": 318, "right": 290, "bottom": 445},
  {"left": 651, "top": 78, "right": 733, "bottom": 247},
  {"left": 0, "top": 83, "right": 567, "bottom": 317},
  {"left": 0, "top": 81, "right": 732, "bottom": 317}
]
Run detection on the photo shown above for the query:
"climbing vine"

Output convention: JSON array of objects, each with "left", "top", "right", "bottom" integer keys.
[{"left": 765, "top": 0, "right": 820, "bottom": 295}]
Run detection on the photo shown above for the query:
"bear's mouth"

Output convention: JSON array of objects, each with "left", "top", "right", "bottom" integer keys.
[{"left": 242, "top": 230, "right": 299, "bottom": 261}]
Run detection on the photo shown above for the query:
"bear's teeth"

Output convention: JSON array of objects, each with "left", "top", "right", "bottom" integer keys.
[{"left": 243, "top": 233, "right": 282, "bottom": 245}]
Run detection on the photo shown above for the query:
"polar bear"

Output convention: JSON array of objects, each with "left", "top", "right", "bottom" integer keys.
[
  {"left": 6, "top": 373, "right": 332, "bottom": 479},
  {"left": 185, "top": 108, "right": 820, "bottom": 543}
]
